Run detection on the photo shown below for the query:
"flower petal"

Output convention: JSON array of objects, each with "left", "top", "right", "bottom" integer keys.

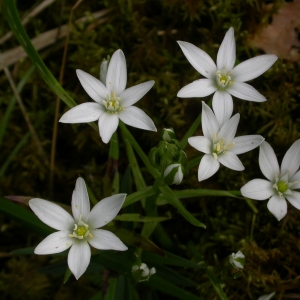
[
  {"left": 89, "top": 229, "right": 128, "bottom": 251},
  {"left": 72, "top": 178, "right": 90, "bottom": 222},
  {"left": 29, "top": 198, "right": 74, "bottom": 231},
  {"left": 198, "top": 154, "right": 220, "bottom": 182},
  {"left": 232, "top": 54, "right": 277, "bottom": 82},
  {"left": 240, "top": 179, "right": 274, "bottom": 200},
  {"left": 106, "top": 49, "right": 127, "bottom": 95},
  {"left": 281, "top": 139, "right": 300, "bottom": 178},
  {"left": 98, "top": 113, "right": 119, "bottom": 144},
  {"left": 267, "top": 195, "right": 287, "bottom": 221},
  {"left": 285, "top": 191, "right": 300, "bottom": 210},
  {"left": 68, "top": 242, "right": 91, "bottom": 280},
  {"left": 120, "top": 81, "right": 155, "bottom": 107},
  {"left": 259, "top": 141, "right": 280, "bottom": 182},
  {"left": 227, "top": 82, "right": 266, "bottom": 102},
  {"left": 212, "top": 91, "right": 233, "bottom": 127},
  {"left": 76, "top": 69, "right": 109, "bottom": 103},
  {"left": 217, "top": 113, "right": 239, "bottom": 144},
  {"left": 59, "top": 103, "right": 105, "bottom": 123},
  {"left": 188, "top": 136, "right": 212, "bottom": 154},
  {"left": 177, "top": 41, "right": 217, "bottom": 78},
  {"left": 217, "top": 27, "right": 236, "bottom": 71},
  {"left": 177, "top": 79, "right": 217, "bottom": 98},
  {"left": 231, "top": 135, "right": 264, "bottom": 155},
  {"left": 218, "top": 152, "right": 244, "bottom": 171},
  {"left": 290, "top": 170, "right": 300, "bottom": 189},
  {"left": 201, "top": 101, "right": 219, "bottom": 141},
  {"left": 88, "top": 193, "right": 126, "bottom": 229},
  {"left": 34, "top": 231, "right": 73, "bottom": 255},
  {"left": 119, "top": 106, "right": 156, "bottom": 132}
]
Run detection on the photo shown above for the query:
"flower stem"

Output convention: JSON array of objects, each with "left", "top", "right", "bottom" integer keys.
[
  {"left": 180, "top": 112, "right": 202, "bottom": 149},
  {"left": 119, "top": 121, "right": 160, "bottom": 178}
]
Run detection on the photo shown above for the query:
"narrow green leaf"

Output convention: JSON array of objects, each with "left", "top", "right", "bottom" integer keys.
[
  {"left": 114, "top": 214, "right": 170, "bottom": 222},
  {"left": 104, "top": 278, "right": 118, "bottom": 300},
  {"left": 173, "top": 189, "right": 241, "bottom": 198},
  {"left": 122, "top": 187, "right": 156, "bottom": 208},
  {"left": 63, "top": 268, "right": 72, "bottom": 284},
  {"left": 159, "top": 186, "right": 206, "bottom": 228},
  {"left": 3, "top": 0, "right": 97, "bottom": 131}
]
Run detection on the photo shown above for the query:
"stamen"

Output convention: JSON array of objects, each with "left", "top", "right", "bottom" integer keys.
[{"left": 102, "top": 90, "right": 123, "bottom": 113}]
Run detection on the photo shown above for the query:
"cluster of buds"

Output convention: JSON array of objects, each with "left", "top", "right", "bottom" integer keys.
[
  {"left": 149, "top": 128, "right": 187, "bottom": 185},
  {"left": 132, "top": 262, "right": 156, "bottom": 282}
]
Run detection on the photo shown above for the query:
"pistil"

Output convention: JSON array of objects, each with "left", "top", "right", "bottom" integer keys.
[{"left": 102, "top": 91, "right": 123, "bottom": 113}]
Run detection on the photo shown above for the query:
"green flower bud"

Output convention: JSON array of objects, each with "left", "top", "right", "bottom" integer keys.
[
  {"left": 161, "top": 128, "right": 176, "bottom": 142},
  {"left": 149, "top": 147, "right": 161, "bottom": 168},
  {"left": 229, "top": 251, "right": 245, "bottom": 269},
  {"left": 164, "top": 163, "right": 184, "bottom": 185}
]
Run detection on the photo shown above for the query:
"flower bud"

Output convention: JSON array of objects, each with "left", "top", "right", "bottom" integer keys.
[
  {"left": 132, "top": 263, "right": 156, "bottom": 282},
  {"left": 163, "top": 163, "right": 184, "bottom": 185},
  {"left": 100, "top": 56, "right": 110, "bottom": 84},
  {"left": 229, "top": 251, "right": 245, "bottom": 269},
  {"left": 161, "top": 128, "right": 176, "bottom": 142}
]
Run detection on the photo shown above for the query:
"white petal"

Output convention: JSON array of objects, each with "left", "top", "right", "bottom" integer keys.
[
  {"left": 281, "top": 139, "right": 300, "bottom": 178},
  {"left": 98, "top": 113, "right": 119, "bottom": 144},
  {"left": 240, "top": 179, "right": 274, "bottom": 200},
  {"left": 212, "top": 91, "right": 233, "bottom": 127},
  {"left": 267, "top": 195, "right": 287, "bottom": 221},
  {"left": 285, "top": 191, "right": 300, "bottom": 210},
  {"left": 120, "top": 81, "right": 154, "bottom": 107},
  {"left": 177, "top": 79, "right": 217, "bottom": 98},
  {"left": 29, "top": 198, "right": 74, "bottom": 231},
  {"left": 188, "top": 136, "right": 212, "bottom": 154},
  {"left": 290, "top": 170, "right": 300, "bottom": 189},
  {"left": 259, "top": 141, "right": 280, "bottom": 182},
  {"left": 231, "top": 135, "right": 264, "bottom": 155},
  {"left": 68, "top": 242, "right": 91, "bottom": 280},
  {"left": 34, "top": 231, "right": 73, "bottom": 255},
  {"left": 59, "top": 103, "right": 105, "bottom": 123},
  {"left": 217, "top": 27, "right": 236, "bottom": 70},
  {"left": 88, "top": 194, "right": 126, "bottom": 229},
  {"left": 227, "top": 82, "right": 266, "bottom": 102},
  {"left": 72, "top": 178, "right": 90, "bottom": 222},
  {"left": 198, "top": 154, "right": 220, "bottom": 182},
  {"left": 177, "top": 41, "right": 217, "bottom": 78},
  {"left": 89, "top": 229, "right": 128, "bottom": 251},
  {"left": 217, "top": 113, "right": 239, "bottom": 144},
  {"left": 232, "top": 55, "right": 277, "bottom": 82},
  {"left": 218, "top": 152, "right": 244, "bottom": 171},
  {"left": 76, "top": 69, "right": 109, "bottom": 103},
  {"left": 201, "top": 101, "right": 219, "bottom": 141},
  {"left": 119, "top": 106, "right": 157, "bottom": 132},
  {"left": 106, "top": 49, "right": 127, "bottom": 95}
]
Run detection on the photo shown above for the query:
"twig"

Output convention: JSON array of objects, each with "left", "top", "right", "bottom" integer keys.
[
  {"left": 0, "top": 9, "right": 111, "bottom": 69},
  {"left": 0, "top": 53, "right": 49, "bottom": 167},
  {"left": 0, "top": 0, "right": 57, "bottom": 45}
]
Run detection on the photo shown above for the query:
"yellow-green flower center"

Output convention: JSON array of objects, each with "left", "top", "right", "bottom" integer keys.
[
  {"left": 277, "top": 181, "right": 288, "bottom": 194},
  {"left": 216, "top": 69, "right": 233, "bottom": 90},
  {"left": 69, "top": 216, "right": 92, "bottom": 240},
  {"left": 212, "top": 133, "right": 234, "bottom": 159},
  {"left": 102, "top": 90, "right": 123, "bottom": 113}
]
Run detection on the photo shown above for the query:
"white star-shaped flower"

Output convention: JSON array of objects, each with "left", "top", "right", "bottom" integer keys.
[
  {"left": 241, "top": 140, "right": 300, "bottom": 221},
  {"left": 29, "top": 178, "right": 128, "bottom": 280},
  {"left": 177, "top": 27, "right": 277, "bottom": 126},
  {"left": 59, "top": 49, "right": 157, "bottom": 143},
  {"left": 188, "top": 102, "right": 264, "bottom": 182}
]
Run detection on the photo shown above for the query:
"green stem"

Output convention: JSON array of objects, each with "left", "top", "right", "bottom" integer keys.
[
  {"left": 173, "top": 189, "right": 241, "bottom": 198},
  {"left": 180, "top": 112, "right": 202, "bottom": 149},
  {"left": 122, "top": 187, "right": 156, "bottom": 208},
  {"left": 119, "top": 121, "right": 160, "bottom": 178}
]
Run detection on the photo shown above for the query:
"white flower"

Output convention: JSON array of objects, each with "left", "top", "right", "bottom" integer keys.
[
  {"left": 188, "top": 102, "right": 264, "bottom": 182},
  {"left": 163, "top": 163, "right": 184, "bottom": 185},
  {"left": 241, "top": 140, "right": 300, "bottom": 221},
  {"left": 29, "top": 178, "right": 128, "bottom": 280},
  {"left": 132, "top": 262, "right": 156, "bottom": 282},
  {"left": 177, "top": 27, "right": 277, "bottom": 127},
  {"left": 59, "top": 49, "right": 157, "bottom": 144},
  {"left": 258, "top": 292, "right": 275, "bottom": 300},
  {"left": 229, "top": 251, "right": 245, "bottom": 269}
]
